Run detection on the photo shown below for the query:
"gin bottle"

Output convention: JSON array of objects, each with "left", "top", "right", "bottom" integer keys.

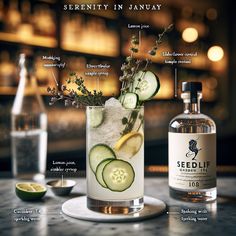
[
  {"left": 11, "top": 53, "right": 48, "bottom": 180},
  {"left": 168, "top": 82, "right": 216, "bottom": 202}
]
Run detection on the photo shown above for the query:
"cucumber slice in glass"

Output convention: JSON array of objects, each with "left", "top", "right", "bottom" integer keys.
[
  {"left": 95, "top": 158, "right": 113, "bottom": 188},
  {"left": 102, "top": 159, "right": 135, "bottom": 192},
  {"left": 118, "top": 94, "right": 125, "bottom": 104},
  {"left": 88, "top": 107, "right": 104, "bottom": 128},
  {"left": 89, "top": 144, "right": 116, "bottom": 173},
  {"left": 133, "top": 70, "right": 160, "bottom": 101},
  {"left": 122, "top": 92, "right": 138, "bottom": 109}
]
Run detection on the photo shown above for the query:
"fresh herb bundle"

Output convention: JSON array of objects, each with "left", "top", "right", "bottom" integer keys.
[
  {"left": 48, "top": 24, "right": 173, "bottom": 108},
  {"left": 119, "top": 24, "right": 173, "bottom": 109},
  {"left": 48, "top": 73, "right": 104, "bottom": 107}
]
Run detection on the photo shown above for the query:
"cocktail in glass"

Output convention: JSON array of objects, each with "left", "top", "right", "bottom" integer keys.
[{"left": 86, "top": 100, "right": 144, "bottom": 214}]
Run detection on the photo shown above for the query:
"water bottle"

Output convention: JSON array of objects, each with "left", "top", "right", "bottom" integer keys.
[{"left": 11, "top": 53, "right": 48, "bottom": 180}]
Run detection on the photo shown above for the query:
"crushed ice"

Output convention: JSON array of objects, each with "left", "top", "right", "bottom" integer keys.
[{"left": 104, "top": 97, "right": 123, "bottom": 108}]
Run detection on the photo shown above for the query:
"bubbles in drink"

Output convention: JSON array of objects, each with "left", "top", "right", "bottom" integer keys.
[{"left": 11, "top": 129, "right": 47, "bottom": 181}]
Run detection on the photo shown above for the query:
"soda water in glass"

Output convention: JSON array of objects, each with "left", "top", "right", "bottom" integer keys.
[
  {"left": 86, "top": 100, "right": 144, "bottom": 214},
  {"left": 11, "top": 54, "right": 47, "bottom": 181}
]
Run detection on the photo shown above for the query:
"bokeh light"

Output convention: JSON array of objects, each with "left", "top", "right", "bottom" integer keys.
[
  {"left": 182, "top": 27, "right": 198, "bottom": 43},
  {"left": 207, "top": 46, "right": 224, "bottom": 62}
]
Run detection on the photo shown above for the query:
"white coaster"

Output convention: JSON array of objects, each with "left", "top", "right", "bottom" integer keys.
[{"left": 62, "top": 196, "right": 166, "bottom": 222}]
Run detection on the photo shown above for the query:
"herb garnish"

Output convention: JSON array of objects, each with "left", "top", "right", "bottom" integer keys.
[
  {"left": 119, "top": 24, "right": 173, "bottom": 103},
  {"left": 48, "top": 72, "right": 104, "bottom": 107},
  {"left": 48, "top": 24, "right": 173, "bottom": 108}
]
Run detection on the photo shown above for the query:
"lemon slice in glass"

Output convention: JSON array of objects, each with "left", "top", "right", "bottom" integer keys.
[
  {"left": 15, "top": 182, "right": 47, "bottom": 201},
  {"left": 114, "top": 131, "right": 143, "bottom": 159}
]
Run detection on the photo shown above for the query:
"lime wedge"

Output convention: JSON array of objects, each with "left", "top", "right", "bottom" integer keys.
[
  {"left": 16, "top": 182, "right": 47, "bottom": 201},
  {"left": 114, "top": 131, "right": 143, "bottom": 159}
]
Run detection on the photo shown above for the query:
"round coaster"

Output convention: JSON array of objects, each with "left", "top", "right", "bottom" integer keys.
[{"left": 62, "top": 196, "right": 166, "bottom": 222}]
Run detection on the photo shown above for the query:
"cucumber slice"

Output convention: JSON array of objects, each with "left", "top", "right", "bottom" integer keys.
[
  {"left": 118, "top": 94, "right": 125, "bottom": 105},
  {"left": 89, "top": 144, "right": 116, "bottom": 173},
  {"left": 95, "top": 158, "right": 113, "bottom": 188},
  {"left": 122, "top": 92, "right": 138, "bottom": 109},
  {"left": 102, "top": 159, "right": 135, "bottom": 192},
  {"left": 88, "top": 107, "right": 104, "bottom": 128},
  {"left": 132, "top": 70, "right": 160, "bottom": 101}
]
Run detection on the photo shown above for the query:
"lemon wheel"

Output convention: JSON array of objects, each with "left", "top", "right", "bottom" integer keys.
[{"left": 114, "top": 131, "right": 143, "bottom": 159}]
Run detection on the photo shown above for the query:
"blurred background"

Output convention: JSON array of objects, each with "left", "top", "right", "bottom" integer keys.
[{"left": 0, "top": 0, "right": 235, "bottom": 176}]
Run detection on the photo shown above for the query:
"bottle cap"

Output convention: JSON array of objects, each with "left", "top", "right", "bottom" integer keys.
[
  {"left": 182, "top": 82, "right": 202, "bottom": 103},
  {"left": 182, "top": 82, "right": 202, "bottom": 92}
]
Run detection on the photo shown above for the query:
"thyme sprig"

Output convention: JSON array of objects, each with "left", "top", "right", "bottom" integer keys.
[
  {"left": 48, "top": 73, "right": 104, "bottom": 108},
  {"left": 47, "top": 24, "right": 173, "bottom": 110},
  {"left": 119, "top": 35, "right": 141, "bottom": 95},
  {"left": 119, "top": 24, "right": 173, "bottom": 134},
  {"left": 119, "top": 24, "right": 173, "bottom": 98},
  {"left": 148, "top": 24, "right": 173, "bottom": 56}
]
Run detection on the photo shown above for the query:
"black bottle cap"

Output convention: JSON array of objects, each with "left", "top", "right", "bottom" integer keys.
[
  {"left": 182, "top": 82, "right": 202, "bottom": 103},
  {"left": 182, "top": 82, "right": 202, "bottom": 92}
]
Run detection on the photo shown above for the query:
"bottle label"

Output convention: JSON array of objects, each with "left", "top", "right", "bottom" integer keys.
[{"left": 168, "top": 132, "right": 216, "bottom": 190}]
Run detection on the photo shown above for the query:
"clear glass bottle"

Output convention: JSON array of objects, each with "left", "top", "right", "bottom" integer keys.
[
  {"left": 168, "top": 82, "right": 216, "bottom": 202},
  {"left": 11, "top": 53, "right": 47, "bottom": 181}
]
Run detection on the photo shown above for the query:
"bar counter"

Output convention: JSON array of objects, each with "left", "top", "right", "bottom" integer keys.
[{"left": 0, "top": 177, "right": 235, "bottom": 236}]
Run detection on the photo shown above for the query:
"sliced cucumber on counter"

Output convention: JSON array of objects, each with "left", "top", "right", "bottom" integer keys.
[
  {"left": 95, "top": 158, "right": 113, "bottom": 188},
  {"left": 122, "top": 92, "right": 138, "bottom": 109},
  {"left": 89, "top": 144, "right": 116, "bottom": 173},
  {"left": 132, "top": 70, "right": 160, "bottom": 101},
  {"left": 102, "top": 159, "right": 135, "bottom": 192}
]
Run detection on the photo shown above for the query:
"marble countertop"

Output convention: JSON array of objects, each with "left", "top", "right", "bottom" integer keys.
[{"left": 0, "top": 177, "right": 236, "bottom": 236}]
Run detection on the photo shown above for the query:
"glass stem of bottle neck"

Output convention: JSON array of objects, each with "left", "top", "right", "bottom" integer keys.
[{"left": 184, "top": 101, "right": 200, "bottom": 114}]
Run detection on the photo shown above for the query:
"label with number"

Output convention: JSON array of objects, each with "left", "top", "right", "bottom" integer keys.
[{"left": 168, "top": 132, "right": 216, "bottom": 190}]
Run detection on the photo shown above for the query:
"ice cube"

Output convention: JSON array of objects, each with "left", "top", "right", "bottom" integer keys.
[{"left": 104, "top": 97, "right": 123, "bottom": 107}]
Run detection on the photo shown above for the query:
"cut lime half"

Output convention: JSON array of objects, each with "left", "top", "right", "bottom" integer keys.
[{"left": 15, "top": 182, "right": 47, "bottom": 201}]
